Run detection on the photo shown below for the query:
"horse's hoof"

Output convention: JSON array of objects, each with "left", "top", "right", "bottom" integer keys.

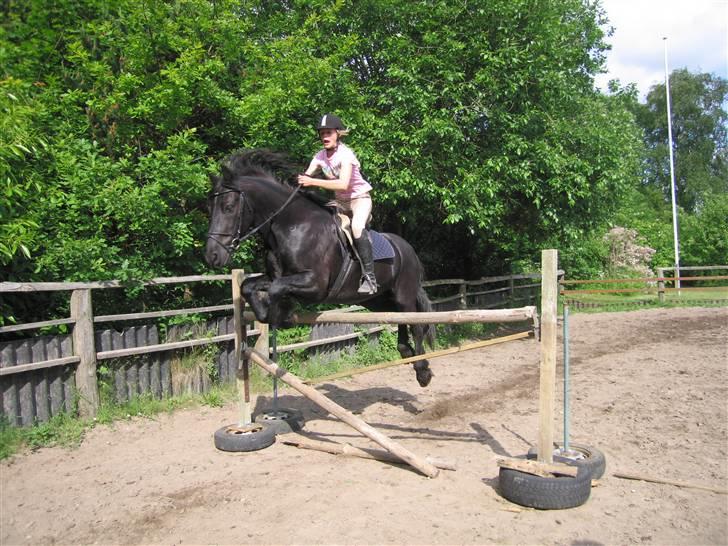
[{"left": 414, "top": 363, "right": 433, "bottom": 387}]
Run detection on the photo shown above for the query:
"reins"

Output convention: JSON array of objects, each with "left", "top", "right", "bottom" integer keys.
[{"left": 207, "top": 182, "right": 302, "bottom": 255}]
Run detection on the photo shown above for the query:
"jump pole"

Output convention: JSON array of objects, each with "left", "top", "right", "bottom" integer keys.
[
  {"left": 241, "top": 308, "right": 538, "bottom": 334},
  {"left": 305, "top": 331, "right": 532, "bottom": 384},
  {"left": 290, "top": 307, "right": 538, "bottom": 326},
  {"left": 246, "top": 347, "right": 440, "bottom": 478}
]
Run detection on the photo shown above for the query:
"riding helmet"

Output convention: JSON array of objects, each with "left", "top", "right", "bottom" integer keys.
[{"left": 316, "top": 113, "right": 346, "bottom": 131}]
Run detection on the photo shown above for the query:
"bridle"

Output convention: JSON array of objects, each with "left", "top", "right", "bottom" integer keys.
[{"left": 206, "top": 183, "right": 302, "bottom": 256}]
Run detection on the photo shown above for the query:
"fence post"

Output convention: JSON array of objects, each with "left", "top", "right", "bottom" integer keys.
[
  {"left": 70, "top": 289, "right": 99, "bottom": 418},
  {"left": 232, "top": 269, "right": 252, "bottom": 426},
  {"left": 458, "top": 281, "right": 467, "bottom": 310},
  {"left": 657, "top": 268, "right": 665, "bottom": 303},
  {"left": 509, "top": 274, "right": 515, "bottom": 306},
  {"left": 538, "top": 249, "right": 558, "bottom": 464},
  {"left": 255, "top": 321, "right": 269, "bottom": 356}
]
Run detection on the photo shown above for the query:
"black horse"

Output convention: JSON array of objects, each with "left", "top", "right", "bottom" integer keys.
[{"left": 205, "top": 149, "right": 435, "bottom": 387}]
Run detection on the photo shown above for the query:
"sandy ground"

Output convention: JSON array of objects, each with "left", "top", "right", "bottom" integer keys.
[{"left": 1, "top": 307, "right": 727, "bottom": 546}]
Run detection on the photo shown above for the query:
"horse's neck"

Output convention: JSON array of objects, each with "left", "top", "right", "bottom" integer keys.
[
  {"left": 244, "top": 179, "right": 290, "bottom": 219},
  {"left": 245, "top": 180, "right": 331, "bottom": 240}
]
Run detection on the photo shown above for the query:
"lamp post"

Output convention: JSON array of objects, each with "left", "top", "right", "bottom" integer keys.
[{"left": 663, "top": 37, "right": 681, "bottom": 289}]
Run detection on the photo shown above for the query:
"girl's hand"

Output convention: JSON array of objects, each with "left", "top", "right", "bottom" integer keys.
[{"left": 298, "top": 174, "right": 315, "bottom": 187}]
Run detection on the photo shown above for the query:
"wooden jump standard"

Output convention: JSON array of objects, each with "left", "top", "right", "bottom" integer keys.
[{"left": 233, "top": 255, "right": 554, "bottom": 478}]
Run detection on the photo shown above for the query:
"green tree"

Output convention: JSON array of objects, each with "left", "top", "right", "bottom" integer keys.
[
  {"left": 0, "top": 78, "right": 44, "bottom": 270},
  {"left": 634, "top": 69, "right": 727, "bottom": 213},
  {"left": 680, "top": 193, "right": 728, "bottom": 266},
  {"left": 269, "top": 0, "right": 643, "bottom": 275},
  {"left": 2, "top": 0, "right": 645, "bottom": 303}
]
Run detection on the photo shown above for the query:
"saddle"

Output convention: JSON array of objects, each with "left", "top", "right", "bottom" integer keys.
[
  {"left": 324, "top": 202, "right": 395, "bottom": 299},
  {"left": 330, "top": 207, "right": 394, "bottom": 261}
]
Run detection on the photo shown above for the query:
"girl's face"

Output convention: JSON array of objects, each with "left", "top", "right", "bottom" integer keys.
[{"left": 319, "top": 128, "right": 339, "bottom": 150}]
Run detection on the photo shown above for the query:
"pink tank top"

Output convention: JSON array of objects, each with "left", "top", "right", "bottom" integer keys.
[{"left": 312, "top": 143, "right": 372, "bottom": 199}]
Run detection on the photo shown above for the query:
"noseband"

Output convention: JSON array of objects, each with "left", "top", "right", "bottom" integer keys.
[{"left": 207, "top": 183, "right": 302, "bottom": 256}]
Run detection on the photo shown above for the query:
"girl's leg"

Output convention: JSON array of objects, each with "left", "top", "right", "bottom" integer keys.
[
  {"left": 349, "top": 195, "right": 371, "bottom": 238},
  {"left": 350, "top": 196, "right": 377, "bottom": 294}
]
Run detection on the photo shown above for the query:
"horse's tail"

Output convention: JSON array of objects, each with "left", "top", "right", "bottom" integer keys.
[{"left": 416, "top": 284, "right": 437, "bottom": 349}]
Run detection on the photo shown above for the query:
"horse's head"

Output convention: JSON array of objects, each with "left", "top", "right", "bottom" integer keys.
[
  {"left": 204, "top": 168, "right": 254, "bottom": 268},
  {"left": 205, "top": 149, "right": 300, "bottom": 267}
]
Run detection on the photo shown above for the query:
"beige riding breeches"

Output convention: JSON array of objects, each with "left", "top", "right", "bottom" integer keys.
[{"left": 334, "top": 194, "right": 372, "bottom": 239}]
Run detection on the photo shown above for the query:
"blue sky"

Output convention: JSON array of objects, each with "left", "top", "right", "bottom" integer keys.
[{"left": 594, "top": 0, "right": 728, "bottom": 100}]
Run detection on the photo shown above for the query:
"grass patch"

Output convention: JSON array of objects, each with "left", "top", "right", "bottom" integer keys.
[
  {"left": 564, "top": 287, "right": 727, "bottom": 312},
  {"left": 0, "top": 412, "right": 90, "bottom": 458},
  {"left": 0, "top": 382, "right": 240, "bottom": 460}
]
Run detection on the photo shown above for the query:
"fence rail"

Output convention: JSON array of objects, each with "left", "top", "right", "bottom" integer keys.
[
  {"left": 560, "top": 266, "right": 728, "bottom": 305},
  {"left": 1, "top": 271, "right": 547, "bottom": 426}
]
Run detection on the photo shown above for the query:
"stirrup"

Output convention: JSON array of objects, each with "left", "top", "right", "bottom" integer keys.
[{"left": 357, "top": 275, "right": 378, "bottom": 295}]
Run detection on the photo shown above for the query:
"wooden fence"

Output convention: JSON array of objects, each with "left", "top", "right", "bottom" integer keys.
[
  {"left": 560, "top": 265, "right": 728, "bottom": 308},
  {"left": 0, "top": 271, "right": 547, "bottom": 427}
]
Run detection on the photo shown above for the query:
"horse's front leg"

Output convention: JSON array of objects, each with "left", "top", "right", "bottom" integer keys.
[
  {"left": 242, "top": 275, "right": 272, "bottom": 323},
  {"left": 266, "top": 271, "right": 327, "bottom": 328}
]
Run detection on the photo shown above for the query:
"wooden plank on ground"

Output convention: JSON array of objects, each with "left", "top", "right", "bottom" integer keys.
[
  {"left": 279, "top": 434, "right": 456, "bottom": 471},
  {"left": 613, "top": 472, "right": 728, "bottom": 494},
  {"left": 497, "top": 457, "right": 578, "bottom": 478}
]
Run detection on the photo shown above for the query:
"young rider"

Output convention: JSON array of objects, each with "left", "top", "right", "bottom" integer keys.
[{"left": 297, "top": 113, "right": 378, "bottom": 295}]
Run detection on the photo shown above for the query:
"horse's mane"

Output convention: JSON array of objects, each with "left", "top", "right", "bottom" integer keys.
[
  {"left": 221, "top": 149, "right": 299, "bottom": 187},
  {"left": 219, "top": 148, "right": 330, "bottom": 209}
]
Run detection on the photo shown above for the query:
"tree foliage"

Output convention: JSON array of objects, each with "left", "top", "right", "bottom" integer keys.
[
  {"left": 618, "top": 69, "right": 728, "bottom": 269},
  {"left": 635, "top": 69, "right": 727, "bottom": 213},
  {"left": 2, "top": 0, "right": 646, "bottom": 304}
]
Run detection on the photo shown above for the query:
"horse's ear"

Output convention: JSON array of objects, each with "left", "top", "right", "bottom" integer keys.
[{"left": 221, "top": 164, "right": 233, "bottom": 182}]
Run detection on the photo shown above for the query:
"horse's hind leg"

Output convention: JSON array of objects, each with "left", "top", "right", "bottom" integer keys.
[
  {"left": 397, "top": 302, "right": 432, "bottom": 387},
  {"left": 396, "top": 317, "right": 433, "bottom": 387}
]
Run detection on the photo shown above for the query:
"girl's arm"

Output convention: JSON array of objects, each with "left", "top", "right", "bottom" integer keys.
[
  {"left": 303, "top": 159, "right": 320, "bottom": 176},
  {"left": 298, "top": 161, "right": 352, "bottom": 191}
]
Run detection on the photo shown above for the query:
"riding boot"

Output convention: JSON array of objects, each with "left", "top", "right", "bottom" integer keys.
[{"left": 354, "top": 232, "right": 378, "bottom": 294}]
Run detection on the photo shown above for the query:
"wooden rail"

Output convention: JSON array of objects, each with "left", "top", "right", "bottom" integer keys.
[
  {"left": 305, "top": 331, "right": 531, "bottom": 384},
  {"left": 560, "top": 271, "right": 728, "bottom": 303},
  {"left": 0, "top": 275, "right": 232, "bottom": 292},
  {"left": 290, "top": 307, "right": 537, "bottom": 325},
  {"left": 561, "top": 275, "right": 728, "bottom": 285}
]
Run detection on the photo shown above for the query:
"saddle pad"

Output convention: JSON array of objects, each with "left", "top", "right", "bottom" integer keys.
[
  {"left": 334, "top": 213, "right": 394, "bottom": 261},
  {"left": 371, "top": 231, "right": 395, "bottom": 261}
]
